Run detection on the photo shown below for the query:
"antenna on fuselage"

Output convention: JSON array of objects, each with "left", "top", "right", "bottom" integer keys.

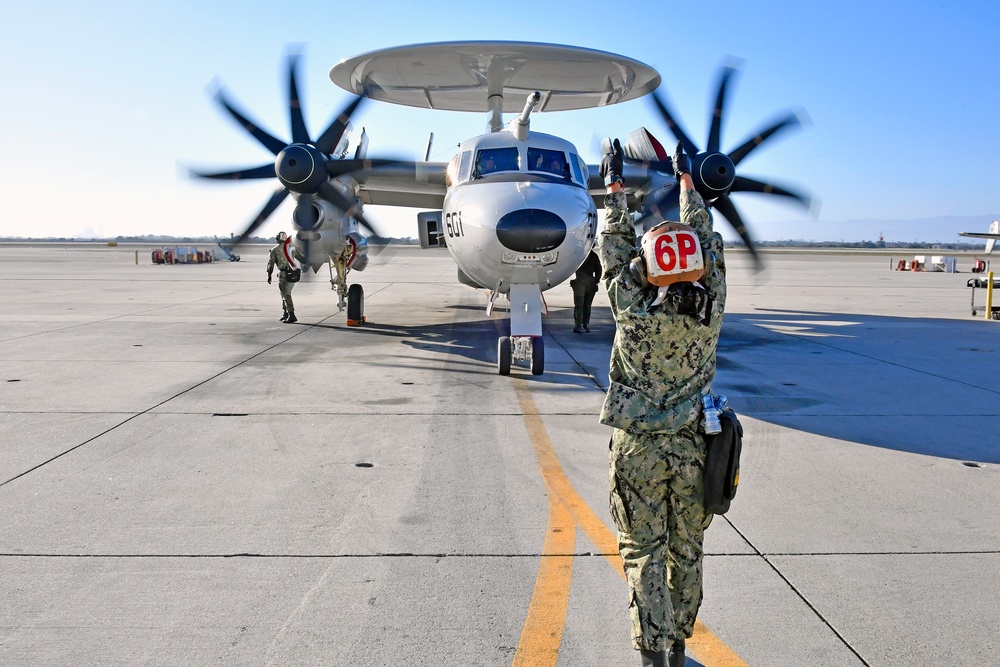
[{"left": 424, "top": 132, "right": 434, "bottom": 161}]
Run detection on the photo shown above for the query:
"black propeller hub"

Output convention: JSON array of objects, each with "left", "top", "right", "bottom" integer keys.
[
  {"left": 275, "top": 144, "right": 326, "bottom": 194},
  {"left": 693, "top": 152, "right": 736, "bottom": 200}
]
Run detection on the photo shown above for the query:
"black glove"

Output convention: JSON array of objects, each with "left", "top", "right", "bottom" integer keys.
[
  {"left": 267, "top": 275, "right": 272, "bottom": 284},
  {"left": 673, "top": 141, "right": 691, "bottom": 180},
  {"left": 600, "top": 137, "right": 624, "bottom": 186}
]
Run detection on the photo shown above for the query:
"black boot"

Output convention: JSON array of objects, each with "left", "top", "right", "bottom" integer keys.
[
  {"left": 640, "top": 648, "right": 667, "bottom": 667},
  {"left": 284, "top": 313, "right": 297, "bottom": 324},
  {"left": 280, "top": 310, "right": 288, "bottom": 322},
  {"left": 667, "top": 639, "right": 686, "bottom": 667}
]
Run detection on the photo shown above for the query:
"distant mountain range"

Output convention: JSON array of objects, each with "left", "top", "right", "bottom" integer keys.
[
  {"left": 3, "top": 214, "right": 997, "bottom": 247},
  {"left": 741, "top": 214, "right": 998, "bottom": 244}
]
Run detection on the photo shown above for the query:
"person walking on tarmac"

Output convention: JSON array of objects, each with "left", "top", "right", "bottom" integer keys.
[
  {"left": 598, "top": 138, "right": 727, "bottom": 667},
  {"left": 267, "top": 231, "right": 297, "bottom": 323},
  {"left": 571, "top": 250, "right": 602, "bottom": 333}
]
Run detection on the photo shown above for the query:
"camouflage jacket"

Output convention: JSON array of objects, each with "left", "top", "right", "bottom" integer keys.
[
  {"left": 266, "top": 243, "right": 292, "bottom": 278},
  {"left": 597, "top": 189, "right": 727, "bottom": 434}
]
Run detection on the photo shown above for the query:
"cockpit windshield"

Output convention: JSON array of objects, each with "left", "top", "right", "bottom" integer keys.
[
  {"left": 528, "top": 148, "right": 568, "bottom": 178},
  {"left": 475, "top": 147, "right": 519, "bottom": 177}
]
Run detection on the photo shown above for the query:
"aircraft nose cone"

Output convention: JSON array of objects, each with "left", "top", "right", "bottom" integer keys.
[{"left": 496, "top": 209, "right": 566, "bottom": 253}]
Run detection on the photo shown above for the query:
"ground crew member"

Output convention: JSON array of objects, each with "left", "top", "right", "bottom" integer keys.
[
  {"left": 266, "top": 231, "right": 297, "bottom": 323},
  {"left": 598, "top": 138, "right": 727, "bottom": 667},
  {"left": 571, "top": 250, "right": 602, "bottom": 333}
]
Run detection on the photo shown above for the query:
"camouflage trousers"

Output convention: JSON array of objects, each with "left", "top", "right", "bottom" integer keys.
[
  {"left": 278, "top": 276, "right": 295, "bottom": 315},
  {"left": 609, "top": 425, "right": 712, "bottom": 651}
]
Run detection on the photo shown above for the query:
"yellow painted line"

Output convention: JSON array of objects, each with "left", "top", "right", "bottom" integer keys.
[
  {"left": 511, "top": 378, "right": 749, "bottom": 667},
  {"left": 510, "top": 493, "right": 576, "bottom": 667},
  {"left": 514, "top": 379, "right": 622, "bottom": 574}
]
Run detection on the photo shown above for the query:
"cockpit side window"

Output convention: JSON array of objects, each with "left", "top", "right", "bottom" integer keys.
[
  {"left": 527, "top": 148, "right": 569, "bottom": 179},
  {"left": 569, "top": 153, "right": 586, "bottom": 185},
  {"left": 458, "top": 150, "right": 473, "bottom": 183},
  {"left": 475, "top": 147, "right": 519, "bottom": 177}
]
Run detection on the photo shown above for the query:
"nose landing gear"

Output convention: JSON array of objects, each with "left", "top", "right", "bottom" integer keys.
[
  {"left": 496, "top": 281, "right": 546, "bottom": 375},
  {"left": 497, "top": 335, "right": 544, "bottom": 376}
]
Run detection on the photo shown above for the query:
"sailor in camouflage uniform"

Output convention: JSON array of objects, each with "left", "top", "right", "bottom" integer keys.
[
  {"left": 598, "top": 139, "right": 726, "bottom": 667},
  {"left": 266, "top": 231, "right": 297, "bottom": 324}
]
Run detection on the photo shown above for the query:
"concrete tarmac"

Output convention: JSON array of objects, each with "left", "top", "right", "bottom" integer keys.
[{"left": 0, "top": 244, "right": 997, "bottom": 666}]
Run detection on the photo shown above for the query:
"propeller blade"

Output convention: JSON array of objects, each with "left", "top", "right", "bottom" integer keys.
[
  {"left": 286, "top": 53, "right": 311, "bottom": 145},
  {"left": 636, "top": 183, "right": 680, "bottom": 229},
  {"left": 650, "top": 91, "right": 701, "bottom": 157},
  {"left": 325, "top": 157, "right": 407, "bottom": 178},
  {"left": 231, "top": 188, "right": 290, "bottom": 247},
  {"left": 317, "top": 181, "right": 381, "bottom": 238},
  {"left": 710, "top": 194, "right": 761, "bottom": 268},
  {"left": 731, "top": 175, "right": 811, "bottom": 208},
  {"left": 190, "top": 163, "right": 276, "bottom": 181},
  {"left": 212, "top": 88, "right": 288, "bottom": 156},
  {"left": 315, "top": 95, "right": 365, "bottom": 156},
  {"left": 708, "top": 66, "right": 738, "bottom": 154},
  {"left": 727, "top": 112, "right": 803, "bottom": 166}
]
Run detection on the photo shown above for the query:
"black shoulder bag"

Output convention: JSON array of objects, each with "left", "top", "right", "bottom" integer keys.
[{"left": 703, "top": 408, "right": 743, "bottom": 515}]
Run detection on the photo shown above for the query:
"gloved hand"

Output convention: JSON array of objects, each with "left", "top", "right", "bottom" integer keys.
[
  {"left": 673, "top": 141, "right": 691, "bottom": 180},
  {"left": 267, "top": 275, "right": 272, "bottom": 284},
  {"left": 600, "top": 137, "right": 624, "bottom": 186}
]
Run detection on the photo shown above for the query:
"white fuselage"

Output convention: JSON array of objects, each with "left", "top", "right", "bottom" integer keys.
[{"left": 440, "top": 131, "right": 597, "bottom": 293}]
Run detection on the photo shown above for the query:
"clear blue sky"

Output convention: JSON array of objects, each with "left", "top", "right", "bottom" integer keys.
[{"left": 2, "top": 0, "right": 998, "bottom": 242}]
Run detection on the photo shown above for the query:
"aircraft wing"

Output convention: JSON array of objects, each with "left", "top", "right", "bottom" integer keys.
[
  {"left": 958, "top": 232, "right": 1000, "bottom": 239},
  {"left": 346, "top": 160, "right": 450, "bottom": 209}
]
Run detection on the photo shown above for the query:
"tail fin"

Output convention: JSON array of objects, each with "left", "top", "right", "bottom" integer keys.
[{"left": 988, "top": 219, "right": 998, "bottom": 254}]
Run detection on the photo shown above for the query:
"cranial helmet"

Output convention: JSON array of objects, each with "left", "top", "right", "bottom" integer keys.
[
  {"left": 276, "top": 231, "right": 288, "bottom": 242},
  {"left": 629, "top": 221, "right": 705, "bottom": 288}
]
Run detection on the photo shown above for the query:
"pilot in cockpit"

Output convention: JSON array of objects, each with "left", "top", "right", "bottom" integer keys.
[{"left": 478, "top": 155, "right": 496, "bottom": 175}]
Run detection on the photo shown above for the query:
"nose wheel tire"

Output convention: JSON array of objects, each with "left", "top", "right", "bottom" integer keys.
[
  {"left": 498, "top": 336, "right": 512, "bottom": 375},
  {"left": 347, "top": 283, "right": 365, "bottom": 326},
  {"left": 530, "top": 337, "right": 544, "bottom": 375}
]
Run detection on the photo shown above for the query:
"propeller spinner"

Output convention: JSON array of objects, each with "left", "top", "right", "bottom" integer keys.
[
  {"left": 637, "top": 64, "right": 812, "bottom": 266},
  {"left": 191, "top": 53, "right": 377, "bottom": 260}
]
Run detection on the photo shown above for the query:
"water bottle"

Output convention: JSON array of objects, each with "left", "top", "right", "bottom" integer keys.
[{"left": 702, "top": 393, "right": 722, "bottom": 435}]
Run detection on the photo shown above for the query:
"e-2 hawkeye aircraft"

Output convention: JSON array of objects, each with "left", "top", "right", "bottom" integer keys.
[
  {"left": 193, "top": 42, "right": 810, "bottom": 375},
  {"left": 959, "top": 219, "right": 999, "bottom": 254}
]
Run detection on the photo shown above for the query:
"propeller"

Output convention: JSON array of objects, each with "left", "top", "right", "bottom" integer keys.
[
  {"left": 638, "top": 63, "right": 812, "bottom": 267},
  {"left": 190, "top": 52, "right": 379, "bottom": 266}
]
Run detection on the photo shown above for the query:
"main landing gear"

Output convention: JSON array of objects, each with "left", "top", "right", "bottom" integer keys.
[
  {"left": 330, "top": 249, "right": 366, "bottom": 326},
  {"left": 347, "top": 284, "right": 365, "bottom": 326},
  {"left": 497, "top": 335, "right": 544, "bottom": 376}
]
